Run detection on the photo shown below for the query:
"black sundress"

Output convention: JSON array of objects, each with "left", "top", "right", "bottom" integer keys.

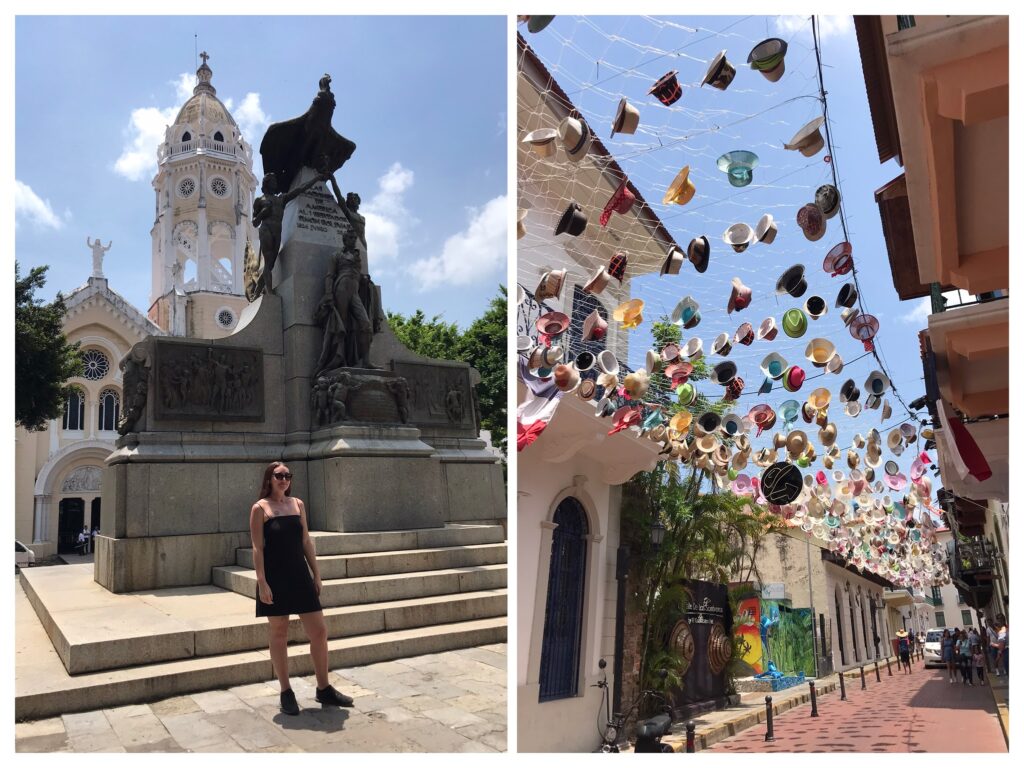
[{"left": 255, "top": 513, "right": 322, "bottom": 617}]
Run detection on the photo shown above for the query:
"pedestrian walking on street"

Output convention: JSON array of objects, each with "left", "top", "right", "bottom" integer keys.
[
  {"left": 973, "top": 645, "right": 986, "bottom": 685},
  {"left": 81, "top": 526, "right": 91, "bottom": 555},
  {"left": 897, "top": 629, "right": 911, "bottom": 673},
  {"left": 995, "top": 615, "right": 1008, "bottom": 677},
  {"left": 250, "top": 461, "right": 354, "bottom": 716},
  {"left": 941, "top": 629, "right": 956, "bottom": 683},
  {"left": 956, "top": 630, "right": 974, "bottom": 685}
]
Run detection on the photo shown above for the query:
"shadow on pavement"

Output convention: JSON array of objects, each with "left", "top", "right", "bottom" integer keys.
[
  {"left": 908, "top": 675, "right": 999, "bottom": 713},
  {"left": 274, "top": 707, "right": 350, "bottom": 732}
]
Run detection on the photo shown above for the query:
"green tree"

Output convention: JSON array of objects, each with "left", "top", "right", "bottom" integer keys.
[
  {"left": 456, "top": 286, "right": 507, "bottom": 455},
  {"left": 15, "top": 263, "right": 82, "bottom": 431},
  {"left": 386, "top": 309, "right": 461, "bottom": 360}
]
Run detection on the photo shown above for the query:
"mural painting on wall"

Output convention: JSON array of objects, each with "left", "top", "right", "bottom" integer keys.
[
  {"left": 734, "top": 595, "right": 764, "bottom": 675},
  {"left": 663, "top": 580, "right": 733, "bottom": 708},
  {"left": 730, "top": 591, "right": 816, "bottom": 679}
]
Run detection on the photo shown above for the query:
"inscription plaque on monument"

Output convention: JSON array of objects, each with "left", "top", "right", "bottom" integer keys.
[{"left": 153, "top": 339, "right": 264, "bottom": 421}]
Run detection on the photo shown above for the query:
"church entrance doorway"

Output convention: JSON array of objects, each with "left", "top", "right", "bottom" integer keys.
[
  {"left": 57, "top": 498, "right": 85, "bottom": 554},
  {"left": 90, "top": 498, "right": 102, "bottom": 533}
]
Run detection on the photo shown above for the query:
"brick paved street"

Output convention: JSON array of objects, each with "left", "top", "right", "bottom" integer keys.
[
  {"left": 710, "top": 664, "right": 1006, "bottom": 753},
  {"left": 15, "top": 644, "right": 506, "bottom": 753}
]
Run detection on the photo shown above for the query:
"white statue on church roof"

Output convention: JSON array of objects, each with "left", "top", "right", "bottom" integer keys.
[{"left": 87, "top": 236, "right": 111, "bottom": 278}]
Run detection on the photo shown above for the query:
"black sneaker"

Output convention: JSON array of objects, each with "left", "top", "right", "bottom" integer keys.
[
  {"left": 280, "top": 688, "right": 300, "bottom": 716},
  {"left": 315, "top": 685, "right": 354, "bottom": 707}
]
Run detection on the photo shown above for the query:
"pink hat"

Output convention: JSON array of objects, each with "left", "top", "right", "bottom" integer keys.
[{"left": 727, "top": 277, "right": 752, "bottom": 314}]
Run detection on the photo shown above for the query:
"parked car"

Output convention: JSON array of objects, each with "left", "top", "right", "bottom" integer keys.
[
  {"left": 15, "top": 540, "right": 35, "bottom": 569},
  {"left": 923, "top": 628, "right": 945, "bottom": 667}
]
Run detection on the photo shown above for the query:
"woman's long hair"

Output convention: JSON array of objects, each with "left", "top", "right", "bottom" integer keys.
[{"left": 259, "top": 461, "right": 292, "bottom": 499}]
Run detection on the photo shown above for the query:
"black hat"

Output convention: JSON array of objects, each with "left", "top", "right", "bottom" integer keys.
[
  {"left": 555, "top": 201, "right": 587, "bottom": 237},
  {"left": 761, "top": 462, "right": 804, "bottom": 505},
  {"left": 687, "top": 236, "right": 710, "bottom": 274},
  {"left": 776, "top": 264, "right": 807, "bottom": 298},
  {"left": 836, "top": 282, "right": 858, "bottom": 308}
]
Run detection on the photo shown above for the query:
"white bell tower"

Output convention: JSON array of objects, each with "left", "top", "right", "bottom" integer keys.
[{"left": 149, "top": 52, "right": 258, "bottom": 338}]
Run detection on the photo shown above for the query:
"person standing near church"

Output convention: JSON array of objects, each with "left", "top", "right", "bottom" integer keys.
[{"left": 249, "top": 462, "right": 354, "bottom": 716}]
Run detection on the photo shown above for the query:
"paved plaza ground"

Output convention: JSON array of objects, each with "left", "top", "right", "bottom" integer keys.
[
  {"left": 709, "top": 663, "right": 1006, "bottom": 753},
  {"left": 15, "top": 644, "right": 507, "bottom": 753}
]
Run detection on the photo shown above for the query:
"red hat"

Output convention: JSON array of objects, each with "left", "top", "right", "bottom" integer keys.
[
  {"left": 649, "top": 70, "right": 682, "bottom": 106},
  {"left": 608, "top": 251, "right": 628, "bottom": 283},
  {"left": 727, "top": 277, "right": 752, "bottom": 313},
  {"left": 600, "top": 179, "right": 636, "bottom": 227}
]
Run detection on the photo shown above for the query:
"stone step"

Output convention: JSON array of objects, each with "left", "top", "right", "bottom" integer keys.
[
  {"left": 235, "top": 542, "right": 507, "bottom": 578},
  {"left": 304, "top": 524, "right": 505, "bottom": 556},
  {"left": 15, "top": 616, "right": 507, "bottom": 721},
  {"left": 213, "top": 564, "right": 508, "bottom": 607}
]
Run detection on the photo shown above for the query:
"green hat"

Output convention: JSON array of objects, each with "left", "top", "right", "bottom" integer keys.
[
  {"left": 783, "top": 308, "right": 808, "bottom": 338},
  {"left": 677, "top": 382, "right": 697, "bottom": 406}
]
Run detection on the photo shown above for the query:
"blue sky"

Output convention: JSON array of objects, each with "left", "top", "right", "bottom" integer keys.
[
  {"left": 14, "top": 15, "right": 507, "bottom": 329},
  {"left": 524, "top": 15, "right": 936, "bottom": 482}
]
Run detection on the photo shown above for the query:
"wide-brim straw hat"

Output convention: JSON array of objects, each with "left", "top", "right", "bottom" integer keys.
[
  {"left": 669, "top": 409, "right": 693, "bottom": 435},
  {"left": 819, "top": 422, "right": 838, "bottom": 447},
  {"left": 645, "top": 349, "right": 663, "bottom": 375},
  {"left": 784, "top": 116, "right": 826, "bottom": 157},
  {"left": 754, "top": 447, "right": 778, "bottom": 467},
  {"left": 597, "top": 370, "right": 619, "bottom": 392},
  {"left": 807, "top": 387, "right": 831, "bottom": 411},
  {"left": 805, "top": 338, "right": 836, "bottom": 366},
  {"left": 624, "top": 369, "right": 650, "bottom": 399},
  {"left": 558, "top": 115, "right": 593, "bottom": 162},
  {"left": 663, "top": 166, "right": 696, "bottom": 206},
  {"left": 786, "top": 430, "right": 808, "bottom": 458},
  {"left": 613, "top": 299, "right": 645, "bottom": 329},
  {"left": 611, "top": 97, "right": 640, "bottom": 137},
  {"left": 534, "top": 268, "right": 567, "bottom": 303},
  {"left": 521, "top": 127, "right": 558, "bottom": 158}
]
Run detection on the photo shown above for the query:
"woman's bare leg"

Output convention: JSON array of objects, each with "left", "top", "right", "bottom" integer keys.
[
  {"left": 300, "top": 611, "right": 330, "bottom": 689},
  {"left": 267, "top": 616, "right": 292, "bottom": 690}
]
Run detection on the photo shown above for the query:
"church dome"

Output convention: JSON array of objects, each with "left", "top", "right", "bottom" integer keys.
[{"left": 172, "top": 53, "right": 237, "bottom": 130}]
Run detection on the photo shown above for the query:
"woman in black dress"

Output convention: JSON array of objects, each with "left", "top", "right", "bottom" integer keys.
[{"left": 250, "top": 461, "right": 353, "bottom": 715}]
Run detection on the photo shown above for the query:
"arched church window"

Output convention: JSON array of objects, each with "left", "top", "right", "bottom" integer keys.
[
  {"left": 213, "top": 131, "right": 224, "bottom": 142},
  {"left": 98, "top": 389, "right": 120, "bottom": 432},
  {"left": 181, "top": 131, "right": 192, "bottom": 142},
  {"left": 62, "top": 388, "right": 85, "bottom": 431},
  {"left": 81, "top": 349, "right": 109, "bottom": 381}
]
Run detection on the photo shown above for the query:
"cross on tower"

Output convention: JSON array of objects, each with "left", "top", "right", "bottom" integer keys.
[{"left": 200, "top": 51, "right": 209, "bottom": 65}]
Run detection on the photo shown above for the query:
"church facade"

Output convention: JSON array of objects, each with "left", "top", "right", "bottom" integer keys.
[{"left": 15, "top": 56, "right": 258, "bottom": 558}]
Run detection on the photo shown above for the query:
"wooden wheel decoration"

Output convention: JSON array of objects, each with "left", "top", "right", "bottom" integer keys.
[
  {"left": 707, "top": 621, "right": 733, "bottom": 675},
  {"left": 669, "top": 619, "right": 695, "bottom": 674}
]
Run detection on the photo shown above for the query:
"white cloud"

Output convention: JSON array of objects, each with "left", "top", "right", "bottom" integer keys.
[
  {"left": 775, "top": 15, "right": 852, "bottom": 40},
  {"left": 898, "top": 299, "right": 931, "bottom": 325},
  {"left": 15, "top": 180, "right": 65, "bottom": 229},
  {"left": 224, "top": 92, "right": 269, "bottom": 146},
  {"left": 410, "top": 195, "right": 507, "bottom": 291},
  {"left": 173, "top": 72, "right": 194, "bottom": 103},
  {"left": 363, "top": 162, "right": 416, "bottom": 268}
]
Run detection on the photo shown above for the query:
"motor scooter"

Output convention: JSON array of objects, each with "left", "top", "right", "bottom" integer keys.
[{"left": 593, "top": 658, "right": 675, "bottom": 753}]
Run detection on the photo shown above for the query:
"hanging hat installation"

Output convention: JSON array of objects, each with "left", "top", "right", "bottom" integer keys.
[
  {"left": 535, "top": 311, "right": 570, "bottom": 337},
  {"left": 600, "top": 178, "right": 636, "bottom": 227},
  {"left": 804, "top": 295, "right": 828, "bottom": 320},
  {"left": 815, "top": 184, "right": 841, "bottom": 219},
  {"left": 805, "top": 338, "right": 836, "bottom": 367},
  {"left": 558, "top": 115, "right": 593, "bottom": 162},
  {"left": 727, "top": 277, "right": 752, "bottom": 313},
  {"left": 702, "top": 50, "right": 737, "bottom": 90},
  {"left": 521, "top": 127, "right": 558, "bottom": 158},
  {"left": 850, "top": 313, "right": 880, "bottom": 351},
  {"left": 682, "top": 337, "right": 704, "bottom": 360},
  {"left": 649, "top": 70, "right": 682, "bottom": 106},
  {"left": 723, "top": 222, "right": 755, "bottom": 253},
  {"left": 748, "top": 37, "right": 789, "bottom": 81},
  {"left": 611, "top": 97, "right": 640, "bottom": 137},
  {"left": 613, "top": 299, "right": 644, "bottom": 329},
  {"left": 663, "top": 166, "right": 696, "bottom": 206},
  {"left": 824, "top": 241, "right": 854, "bottom": 276},
  {"left": 660, "top": 246, "right": 685, "bottom": 276},
  {"left": 687, "top": 236, "right": 710, "bottom": 273},
  {"left": 836, "top": 282, "right": 858, "bottom": 308},
  {"left": 783, "top": 365, "right": 806, "bottom": 392},
  {"left": 797, "top": 203, "right": 826, "bottom": 241},
  {"left": 534, "top": 269, "right": 567, "bottom": 303},
  {"left": 784, "top": 116, "right": 826, "bottom": 157},
  {"left": 777, "top": 264, "right": 808, "bottom": 298},
  {"left": 782, "top": 308, "right": 808, "bottom": 338},
  {"left": 754, "top": 213, "right": 778, "bottom": 244},
  {"left": 734, "top": 322, "right": 755, "bottom": 346},
  {"left": 582, "top": 309, "right": 608, "bottom": 341},
  {"left": 717, "top": 151, "right": 759, "bottom": 187},
  {"left": 757, "top": 316, "right": 779, "bottom": 341},
  {"left": 555, "top": 201, "right": 588, "bottom": 236},
  {"left": 584, "top": 265, "right": 611, "bottom": 295},
  {"left": 672, "top": 296, "right": 701, "bottom": 328}
]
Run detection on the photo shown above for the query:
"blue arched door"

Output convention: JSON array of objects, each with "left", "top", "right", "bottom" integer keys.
[{"left": 539, "top": 497, "right": 589, "bottom": 701}]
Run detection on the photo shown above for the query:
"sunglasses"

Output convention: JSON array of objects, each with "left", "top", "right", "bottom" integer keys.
[{"left": 273, "top": 472, "right": 293, "bottom": 481}]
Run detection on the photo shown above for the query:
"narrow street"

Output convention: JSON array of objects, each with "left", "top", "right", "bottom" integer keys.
[{"left": 710, "top": 664, "right": 1006, "bottom": 753}]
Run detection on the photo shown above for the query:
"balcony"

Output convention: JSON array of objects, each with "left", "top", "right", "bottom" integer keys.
[{"left": 948, "top": 537, "right": 998, "bottom": 611}]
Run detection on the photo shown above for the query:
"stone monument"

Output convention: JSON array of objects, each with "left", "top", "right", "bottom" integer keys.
[{"left": 96, "top": 76, "right": 505, "bottom": 593}]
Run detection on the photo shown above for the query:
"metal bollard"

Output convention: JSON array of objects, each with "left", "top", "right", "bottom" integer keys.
[
  {"left": 686, "top": 721, "right": 696, "bottom": 753},
  {"left": 860, "top": 665, "right": 867, "bottom": 689},
  {"left": 839, "top": 669, "right": 847, "bottom": 700},
  {"left": 765, "top": 696, "right": 775, "bottom": 742},
  {"left": 809, "top": 680, "right": 819, "bottom": 717},
  {"left": 887, "top": 657, "right": 892, "bottom": 676},
  {"left": 874, "top": 660, "right": 881, "bottom": 682}
]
